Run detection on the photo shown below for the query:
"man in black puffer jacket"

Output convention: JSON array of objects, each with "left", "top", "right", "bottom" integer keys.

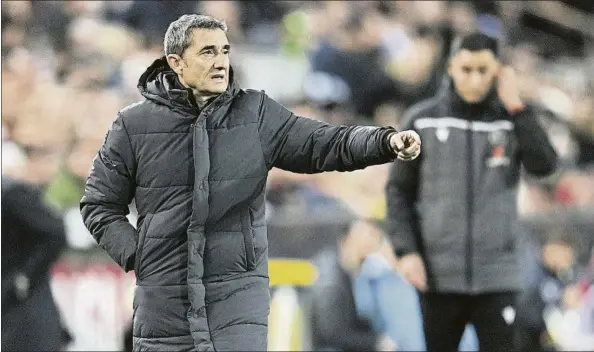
[{"left": 80, "top": 14, "right": 421, "bottom": 352}]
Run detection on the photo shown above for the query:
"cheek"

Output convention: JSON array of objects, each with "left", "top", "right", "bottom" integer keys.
[
  {"left": 474, "top": 75, "right": 495, "bottom": 93},
  {"left": 452, "top": 74, "right": 469, "bottom": 90},
  {"left": 184, "top": 61, "right": 207, "bottom": 80}
]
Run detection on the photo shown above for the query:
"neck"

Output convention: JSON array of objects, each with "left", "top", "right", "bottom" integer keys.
[
  {"left": 176, "top": 75, "right": 219, "bottom": 109},
  {"left": 449, "top": 84, "right": 496, "bottom": 114},
  {"left": 194, "top": 92, "right": 217, "bottom": 109}
]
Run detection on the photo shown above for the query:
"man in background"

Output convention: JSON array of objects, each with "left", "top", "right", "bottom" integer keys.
[
  {"left": 2, "top": 176, "right": 70, "bottom": 351},
  {"left": 386, "top": 32, "right": 557, "bottom": 352}
]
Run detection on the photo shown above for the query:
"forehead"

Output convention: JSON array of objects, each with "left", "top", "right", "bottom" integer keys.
[
  {"left": 188, "top": 28, "right": 229, "bottom": 48},
  {"left": 350, "top": 220, "right": 382, "bottom": 237},
  {"left": 452, "top": 49, "right": 498, "bottom": 67}
]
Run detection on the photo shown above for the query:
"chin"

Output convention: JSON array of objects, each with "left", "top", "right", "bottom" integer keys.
[
  {"left": 210, "top": 85, "right": 228, "bottom": 94},
  {"left": 464, "top": 95, "right": 485, "bottom": 104}
]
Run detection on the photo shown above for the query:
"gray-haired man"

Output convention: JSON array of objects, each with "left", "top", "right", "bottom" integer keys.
[{"left": 81, "top": 14, "right": 421, "bottom": 351}]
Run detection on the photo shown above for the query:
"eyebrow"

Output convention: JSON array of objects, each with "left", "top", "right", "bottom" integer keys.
[{"left": 199, "top": 44, "right": 231, "bottom": 52}]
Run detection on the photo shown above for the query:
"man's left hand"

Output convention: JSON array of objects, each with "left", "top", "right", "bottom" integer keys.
[
  {"left": 497, "top": 66, "right": 525, "bottom": 114},
  {"left": 390, "top": 130, "right": 421, "bottom": 161}
]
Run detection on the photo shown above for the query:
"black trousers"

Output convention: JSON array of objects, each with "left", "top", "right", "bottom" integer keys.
[{"left": 421, "top": 291, "right": 518, "bottom": 352}]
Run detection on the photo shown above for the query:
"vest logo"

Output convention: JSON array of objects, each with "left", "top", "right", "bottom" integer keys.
[
  {"left": 502, "top": 306, "right": 516, "bottom": 325},
  {"left": 486, "top": 130, "right": 510, "bottom": 167},
  {"left": 436, "top": 127, "right": 449, "bottom": 142}
]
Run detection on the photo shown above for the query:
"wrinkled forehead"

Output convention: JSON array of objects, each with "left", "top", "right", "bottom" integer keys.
[
  {"left": 187, "top": 28, "right": 229, "bottom": 50},
  {"left": 451, "top": 49, "right": 499, "bottom": 68}
]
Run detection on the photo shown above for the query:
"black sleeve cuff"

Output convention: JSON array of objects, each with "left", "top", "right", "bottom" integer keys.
[{"left": 380, "top": 128, "right": 398, "bottom": 158}]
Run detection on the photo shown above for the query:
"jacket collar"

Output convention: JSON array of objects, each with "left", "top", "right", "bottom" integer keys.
[
  {"left": 137, "top": 56, "right": 240, "bottom": 116},
  {"left": 438, "top": 76, "right": 502, "bottom": 119}
]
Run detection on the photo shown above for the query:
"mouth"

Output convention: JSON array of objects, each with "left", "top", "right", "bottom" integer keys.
[{"left": 211, "top": 74, "right": 226, "bottom": 82}]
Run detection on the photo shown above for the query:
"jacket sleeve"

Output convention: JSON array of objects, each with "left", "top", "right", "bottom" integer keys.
[
  {"left": 257, "top": 93, "right": 397, "bottom": 173},
  {"left": 513, "top": 107, "right": 558, "bottom": 177},
  {"left": 80, "top": 113, "right": 138, "bottom": 272},
  {"left": 385, "top": 112, "right": 422, "bottom": 256}
]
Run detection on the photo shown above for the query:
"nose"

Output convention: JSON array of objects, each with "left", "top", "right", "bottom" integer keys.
[
  {"left": 469, "top": 72, "right": 484, "bottom": 89},
  {"left": 213, "top": 53, "right": 228, "bottom": 70}
]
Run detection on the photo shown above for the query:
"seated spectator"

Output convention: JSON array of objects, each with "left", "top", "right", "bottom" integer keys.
[
  {"left": 310, "top": 219, "right": 396, "bottom": 351},
  {"left": 310, "top": 218, "right": 479, "bottom": 351},
  {"left": 354, "top": 221, "right": 479, "bottom": 351},
  {"left": 516, "top": 229, "right": 581, "bottom": 352}
]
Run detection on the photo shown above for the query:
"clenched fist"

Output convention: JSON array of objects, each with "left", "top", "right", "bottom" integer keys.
[{"left": 390, "top": 130, "right": 421, "bottom": 161}]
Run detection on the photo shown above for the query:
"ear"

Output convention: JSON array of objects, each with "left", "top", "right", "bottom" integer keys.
[{"left": 166, "top": 54, "right": 185, "bottom": 75}]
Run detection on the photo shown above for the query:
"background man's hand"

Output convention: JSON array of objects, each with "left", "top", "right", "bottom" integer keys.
[
  {"left": 390, "top": 130, "right": 421, "bottom": 161},
  {"left": 398, "top": 253, "right": 427, "bottom": 291},
  {"left": 497, "top": 66, "right": 525, "bottom": 113}
]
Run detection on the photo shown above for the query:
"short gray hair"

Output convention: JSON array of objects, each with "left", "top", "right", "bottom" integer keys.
[{"left": 164, "top": 14, "right": 227, "bottom": 56}]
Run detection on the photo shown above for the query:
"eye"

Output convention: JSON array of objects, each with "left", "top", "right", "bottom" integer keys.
[
  {"left": 202, "top": 49, "right": 215, "bottom": 56},
  {"left": 462, "top": 67, "right": 472, "bottom": 74},
  {"left": 478, "top": 67, "right": 487, "bottom": 74}
]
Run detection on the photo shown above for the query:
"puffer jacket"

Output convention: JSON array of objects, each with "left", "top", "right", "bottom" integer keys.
[
  {"left": 80, "top": 57, "right": 398, "bottom": 351},
  {"left": 386, "top": 83, "right": 557, "bottom": 294}
]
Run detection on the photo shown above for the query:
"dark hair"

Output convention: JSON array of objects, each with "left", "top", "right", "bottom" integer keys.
[
  {"left": 545, "top": 227, "right": 580, "bottom": 250},
  {"left": 452, "top": 32, "right": 500, "bottom": 57},
  {"left": 338, "top": 217, "right": 387, "bottom": 243}
]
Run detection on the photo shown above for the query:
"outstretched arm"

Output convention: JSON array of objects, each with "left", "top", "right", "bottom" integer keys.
[{"left": 257, "top": 93, "right": 420, "bottom": 173}]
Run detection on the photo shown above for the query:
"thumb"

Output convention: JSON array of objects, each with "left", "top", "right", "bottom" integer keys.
[{"left": 392, "top": 134, "right": 405, "bottom": 152}]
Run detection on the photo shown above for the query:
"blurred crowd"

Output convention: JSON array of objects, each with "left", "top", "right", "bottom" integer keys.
[{"left": 2, "top": 1, "right": 594, "bottom": 351}]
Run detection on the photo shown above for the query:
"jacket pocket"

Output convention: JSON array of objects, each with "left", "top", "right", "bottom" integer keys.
[
  {"left": 241, "top": 211, "right": 256, "bottom": 271},
  {"left": 134, "top": 213, "right": 154, "bottom": 279}
]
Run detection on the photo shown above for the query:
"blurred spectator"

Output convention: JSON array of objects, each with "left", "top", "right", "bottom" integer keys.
[
  {"left": 310, "top": 217, "right": 480, "bottom": 351},
  {"left": 1, "top": 177, "right": 70, "bottom": 351},
  {"left": 237, "top": 0, "right": 290, "bottom": 45},
  {"left": 386, "top": 33, "right": 557, "bottom": 352},
  {"left": 310, "top": 219, "right": 397, "bottom": 351},
  {"left": 111, "top": 0, "right": 198, "bottom": 48},
  {"left": 306, "top": 3, "right": 415, "bottom": 119},
  {"left": 198, "top": 1, "right": 244, "bottom": 44},
  {"left": 516, "top": 229, "right": 581, "bottom": 352},
  {"left": 1, "top": 121, "right": 26, "bottom": 178},
  {"left": 353, "top": 221, "right": 479, "bottom": 351}
]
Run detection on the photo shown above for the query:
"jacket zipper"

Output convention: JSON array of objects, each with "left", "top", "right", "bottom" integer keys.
[{"left": 466, "top": 123, "right": 474, "bottom": 291}]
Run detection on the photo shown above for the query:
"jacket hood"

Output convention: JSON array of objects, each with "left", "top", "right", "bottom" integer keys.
[{"left": 137, "top": 56, "right": 239, "bottom": 114}]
